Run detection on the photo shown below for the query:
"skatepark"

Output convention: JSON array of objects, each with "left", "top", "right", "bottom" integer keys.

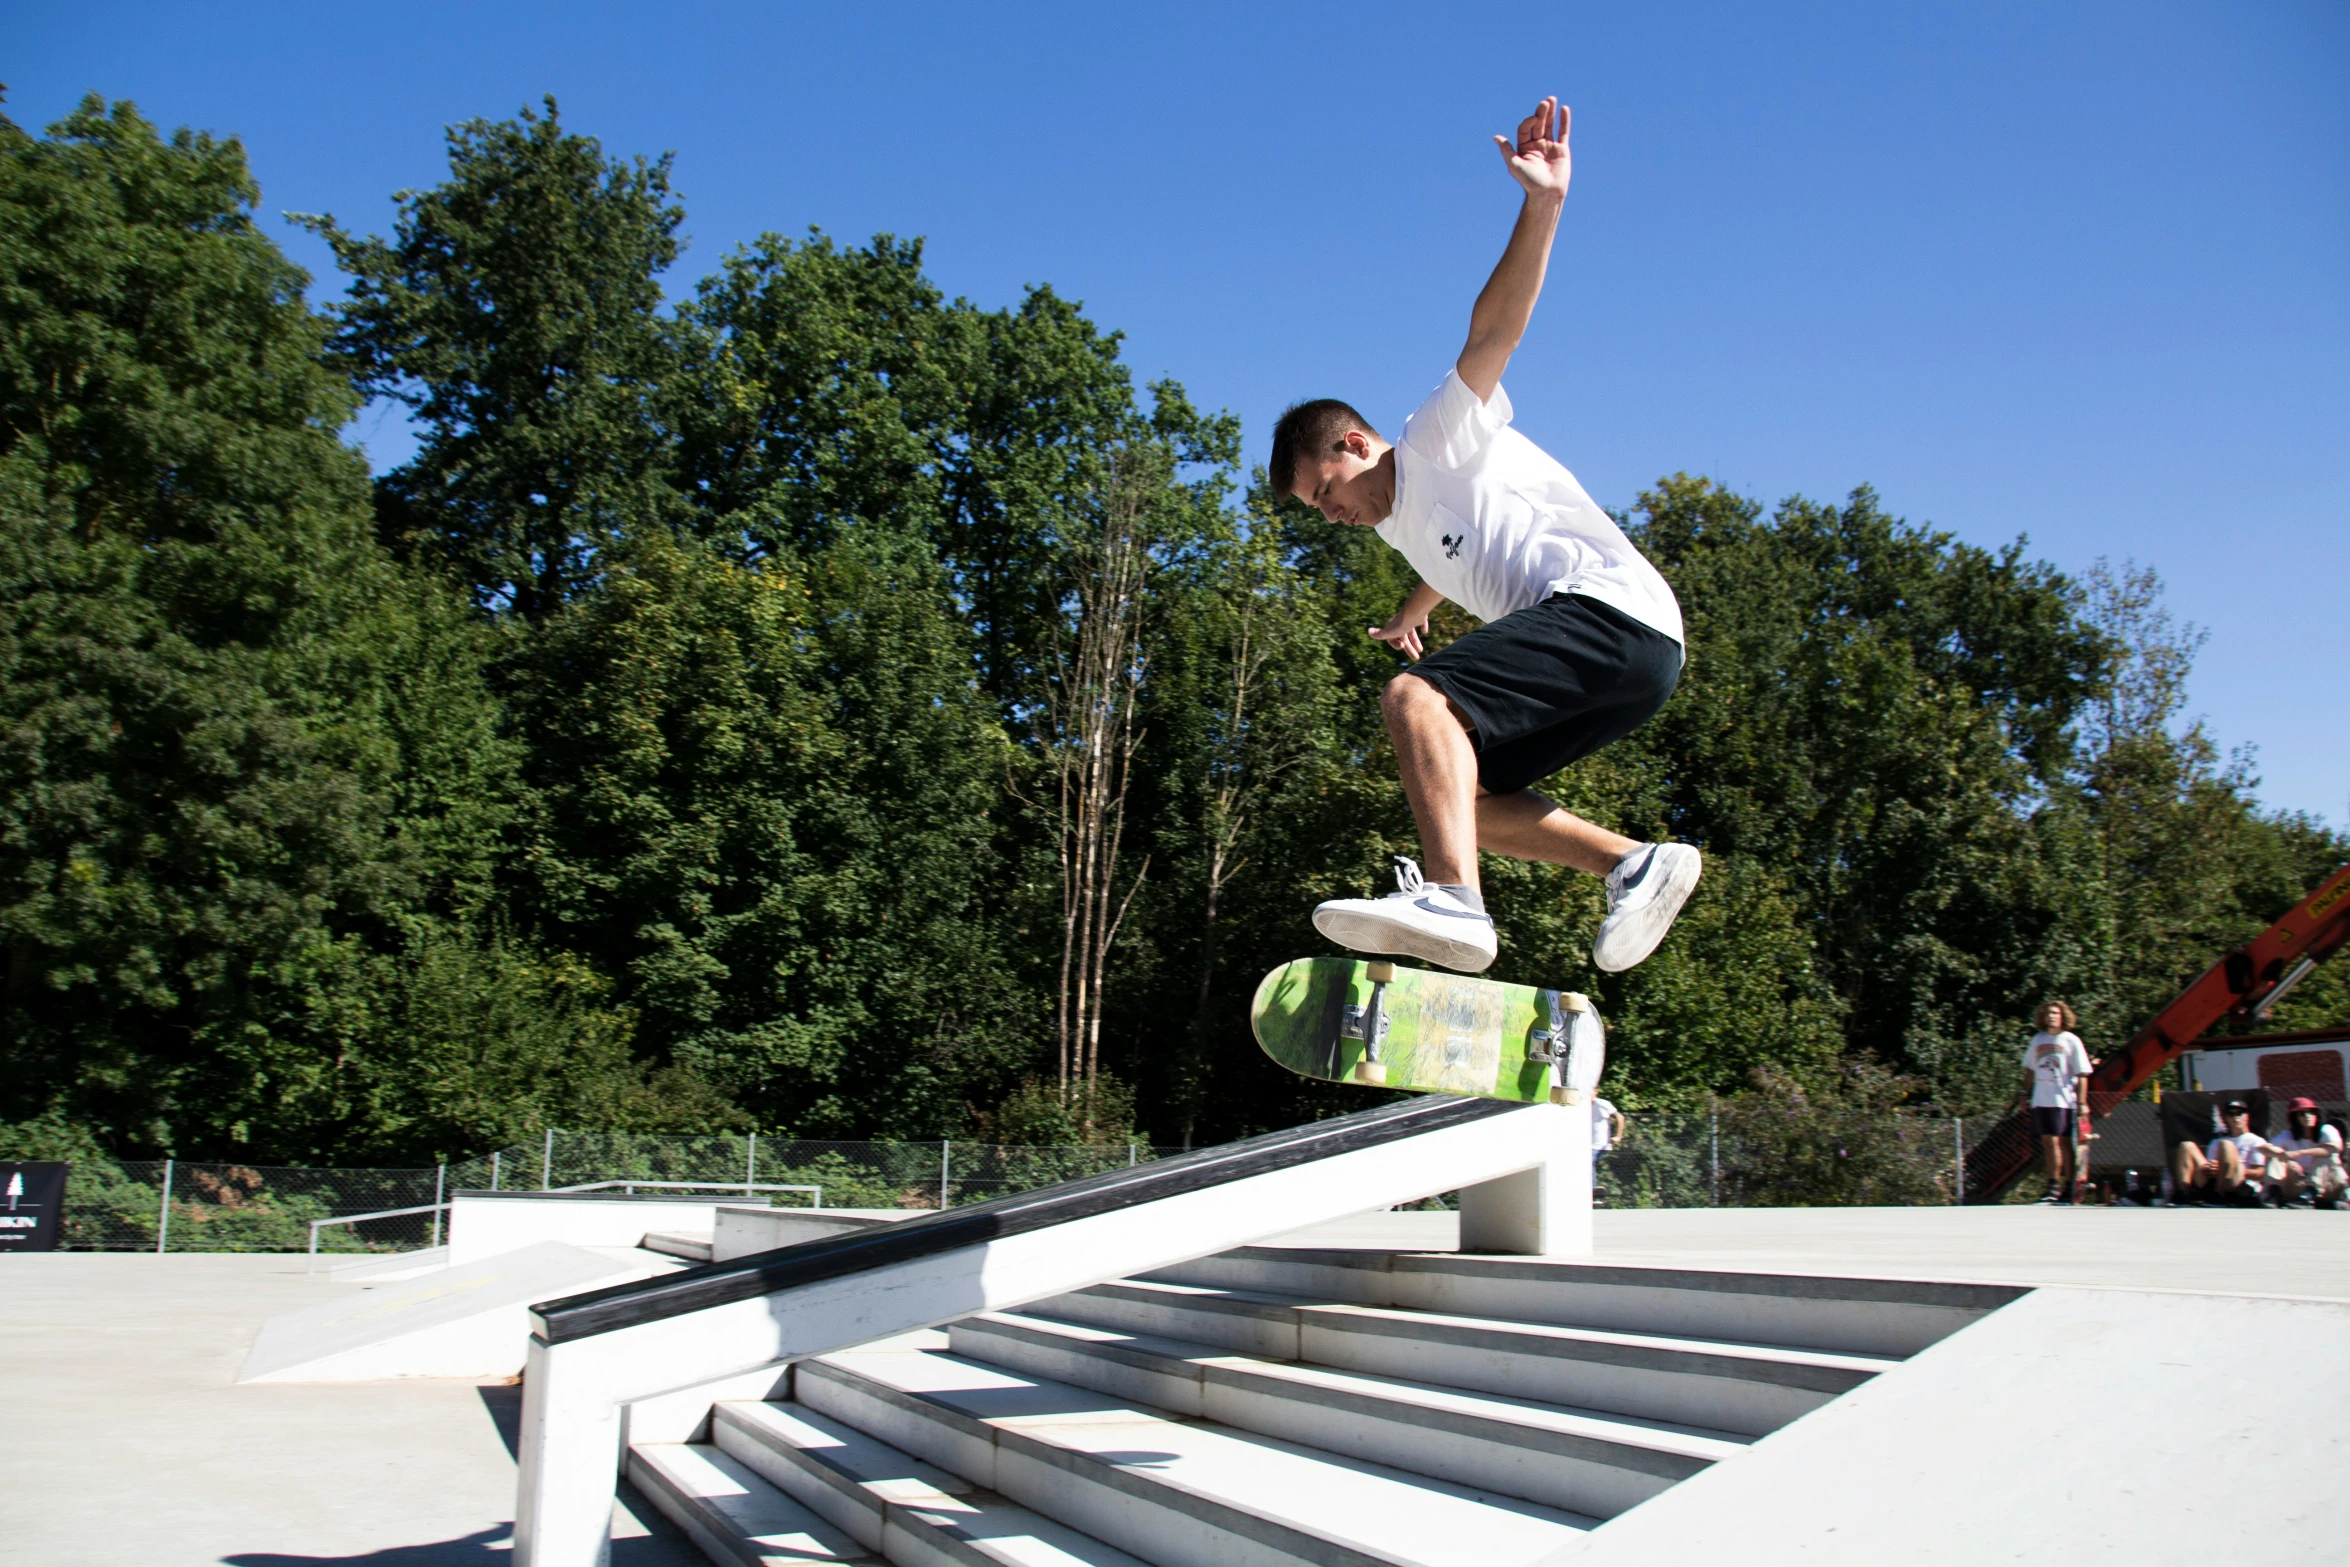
[
  {"left": 7, "top": 1105, "right": 2349, "bottom": 1566},
  {"left": 10, "top": 10, "right": 2349, "bottom": 1567}
]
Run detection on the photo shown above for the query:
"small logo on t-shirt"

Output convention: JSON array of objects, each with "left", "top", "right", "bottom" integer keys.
[{"left": 1440, "top": 533, "right": 1463, "bottom": 559}]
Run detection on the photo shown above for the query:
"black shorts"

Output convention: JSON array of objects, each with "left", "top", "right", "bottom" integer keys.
[
  {"left": 2030, "top": 1107, "right": 2076, "bottom": 1139},
  {"left": 1406, "top": 594, "right": 1683, "bottom": 795}
]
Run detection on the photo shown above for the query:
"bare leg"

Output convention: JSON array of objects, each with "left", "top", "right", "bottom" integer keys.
[
  {"left": 1474, "top": 789, "right": 1637, "bottom": 878},
  {"left": 1383, "top": 675, "right": 1483, "bottom": 890},
  {"left": 2040, "top": 1134, "right": 2065, "bottom": 1184}
]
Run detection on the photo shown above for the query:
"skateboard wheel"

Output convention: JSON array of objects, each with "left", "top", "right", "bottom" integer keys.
[
  {"left": 1561, "top": 992, "right": 1591, "bottom": 1013},
  {"left": 1366, "top": 962, "right": 1396, "bottom": 983},
  {"left": 1354, "top": 1060, "right": 1389, "bottom": 1086}
]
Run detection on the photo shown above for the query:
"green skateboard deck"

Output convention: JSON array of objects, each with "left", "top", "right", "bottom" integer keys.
[{"left": 1250, "top": 957, "right": 1605, "bottom": 1103}]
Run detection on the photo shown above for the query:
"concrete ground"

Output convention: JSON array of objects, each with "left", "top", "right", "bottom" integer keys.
[
  {"left": 0, "top": 1253, "right": 699, "bottom": 1567},
  {"left": 7, "top": 1205, "right": 2346, "bottom": 1565},
  {"left": 1271, "top": 1203, "right": 2350, "bottom": 1299}
]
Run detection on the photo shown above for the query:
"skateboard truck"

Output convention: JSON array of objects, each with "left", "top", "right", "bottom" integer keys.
[
  {"left": 1528, "top": 990, "right": 1600, "bottom": 1105},
  {"left": 1339, "top": 961, "right": 1395, "bottom": 1085}
]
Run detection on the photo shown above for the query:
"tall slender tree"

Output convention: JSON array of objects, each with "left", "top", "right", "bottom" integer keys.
[{"left": 303, "top": 98, "right": 686, "bottom": 619}]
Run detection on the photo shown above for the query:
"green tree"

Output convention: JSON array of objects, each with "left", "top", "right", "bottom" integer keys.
[
  {"left": 303, "top": 98, "right": 687, "bottom": 620},
  {"left": 0, "top": 97, "right": 691, "bottom": 1162},
  {"left": 2053, "top": 561, "right": 2349, "bottom": 1064},
  {"left": 1616, "top": 477, "right": 2103, "bottom": 1107},
  {"left": 506, "top": 523, "right": 1020, "bottom": 1136},
  {"left": 671, "top": 231, "right": 953, "bottom": 559}
]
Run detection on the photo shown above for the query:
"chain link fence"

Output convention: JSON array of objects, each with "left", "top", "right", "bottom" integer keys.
[
  {"left": 27, "top": 1113, "right": 2031, "bottom": 1254},
  {"left": 1597, "top": 1111, "right": 1993, "bottom": 1208},
  {"left": 35, "top": 1133, "right": 1185, "bottom": 1254}
]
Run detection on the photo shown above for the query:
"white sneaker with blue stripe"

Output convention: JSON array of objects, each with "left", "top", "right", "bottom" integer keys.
[{"left": 1312, "top": 856, "right": 1498, "bottom": 973}]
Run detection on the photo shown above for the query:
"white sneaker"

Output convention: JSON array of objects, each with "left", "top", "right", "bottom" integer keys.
[
  {"left": 1313, "top": 856, "right": 1498, "bottom": 973},
  {"left": 1591, "top": 842, "right": 1702, "bottom": 972}
]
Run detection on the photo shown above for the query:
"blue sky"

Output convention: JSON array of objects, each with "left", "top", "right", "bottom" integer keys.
[{"left": 18, "top": 1, "right": 2348, "bottom": 825}]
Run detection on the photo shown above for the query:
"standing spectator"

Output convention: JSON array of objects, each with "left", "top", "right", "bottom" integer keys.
[
  {"left": 1588, "top": 1094, "right": 1625, "bottom": 1202},
  {"left": 2266, "top": 1098, "right": 2345, "bottom": 1209},
  {"left": 2021, "top": 1001, "right": 2093, "bottom": 1205},
  {"left": 2171, "top": 1100, "right": 2277, "bottom": 1206}
]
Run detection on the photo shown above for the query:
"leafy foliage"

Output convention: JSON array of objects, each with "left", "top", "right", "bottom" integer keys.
[{"left": 4, "top": 96, "right": 2340, "bottom": 1173}]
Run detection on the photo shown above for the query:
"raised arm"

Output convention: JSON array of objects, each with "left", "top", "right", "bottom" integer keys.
[{"left": 1457, "top": 97, "right": 1572, "bottom": 403}]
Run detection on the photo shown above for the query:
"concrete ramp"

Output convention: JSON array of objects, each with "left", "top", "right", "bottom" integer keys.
[
  {"left": 240, "top": 1242, "right": 661, "bottom": 1383},
  {"left": 1569, "top": 1285, "right": 2350, "bottom": 1561}
]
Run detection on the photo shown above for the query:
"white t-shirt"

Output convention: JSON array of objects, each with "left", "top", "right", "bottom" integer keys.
[
  {"left": 2206, "top": 1129, "right": 2270, "bottom": 1173},
  {"left": 1378, "top": 371, "right": 1684, "bottom": 642},
  {"left": 1591, "top": 1097, "right": 1618, "bottom": 1154},
  {"left": 2023, "top": 1031, "right": 2092, "bottom": 1109},
  {"left": 2272, "top": 1124, "right": 2344, "bottom": 1169}
]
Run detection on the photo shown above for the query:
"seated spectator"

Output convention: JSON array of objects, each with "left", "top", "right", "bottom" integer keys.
[
  {"left": 2265, "top": 1097, "right": 2345, "bottom": 1209},
  {"left": 2170, "top": 1100, "right": 2280, "bottom": 1206}
]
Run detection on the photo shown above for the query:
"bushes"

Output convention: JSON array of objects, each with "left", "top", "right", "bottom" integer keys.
[{"left": 1714, "top": 1058, "right": 1957, "bottom": 1207}]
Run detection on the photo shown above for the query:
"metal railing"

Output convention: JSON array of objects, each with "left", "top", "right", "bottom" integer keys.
[
  {"left": 549, "top": 1179, "right": 821, "bottom": 1201},
  {"left": 20, "top": 1136, "right": 1188, "bottom": 1254},
  {"left": 19, "top": 1111, "right": 2116, "bottom": 1256},
  {"left": 307, "top": 1202, "right": 454, "bottom": 1272},
  {"left": 299, "top": 1179, "right": 829, "bottom": 1271}
]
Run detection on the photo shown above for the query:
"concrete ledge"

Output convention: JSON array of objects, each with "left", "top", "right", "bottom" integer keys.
[
  {"left": 643, "top": 1232, "right": 714, "bottom": 1263},
  {"left": 450, "top": 1192, "right": 740, "bottom": 1267},
  {"left": 241, "top": 1241, "right": 661, "bottom": 1382},
  {"left": 326, "top": 1245, "right": 450, "bottom": 1282},
  {"left": 1567, "top": 1286, "right": 2350, "bottom": 1559},
  {"left": 712, "top": 1207, "right": 923, "bottom": 1263}
]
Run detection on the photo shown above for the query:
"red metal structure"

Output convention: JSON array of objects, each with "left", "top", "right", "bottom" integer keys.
[{"left": 1964, "top": 861, "right": 2350, "bottom": 1201}]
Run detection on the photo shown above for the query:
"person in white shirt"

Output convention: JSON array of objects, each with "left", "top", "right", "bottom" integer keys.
[
  {"left": 1590, "top": 1095, "right": 1625, "bottom": 1163},
  {"left": 2020, "top": 1001, "right": 2094, "bottom": 1204},
  {"left": 2265, "top": 1097, "right": 2345, "bottom": 1208},
  {"left": 2172, "top": 1100, "right": 2282, "bottom": 1206},
  {"left": 1589, "top": 1095, "right": 1626, "bottom": 1204},
  {"left": 1275, "top": 97, "right": 1700, "bottom": 976}
]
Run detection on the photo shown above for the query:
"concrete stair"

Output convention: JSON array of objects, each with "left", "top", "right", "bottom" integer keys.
[{"left": 630, "top": 1243, "right": 2015, "bottom": 1567}]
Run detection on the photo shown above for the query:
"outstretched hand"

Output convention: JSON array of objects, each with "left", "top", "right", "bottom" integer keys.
[
  {"left": 1495, "top": 96, "right": 1571, "bottom": 197},
  {"left": 1368, "top": 603, "right": 1431, "bottom": 661}
]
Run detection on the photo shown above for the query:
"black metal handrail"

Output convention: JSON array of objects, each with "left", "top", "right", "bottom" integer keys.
[{"left": 532, "top": 1094, "right": 1519, "bottom": 1343}]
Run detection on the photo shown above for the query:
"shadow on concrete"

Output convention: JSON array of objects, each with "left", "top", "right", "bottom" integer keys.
[
  {"left": 475, "top": 1381, "right": 522, "bottom": 1461},
  {"left": 220, "top": 1488, "right": 692, "bottom": 1566},
  {"left": 221, "top": 1525, "right": 513, "bottom": 1565},
  {"left": 220, "top": 1381, "right": 695, "bottom": 1565}
]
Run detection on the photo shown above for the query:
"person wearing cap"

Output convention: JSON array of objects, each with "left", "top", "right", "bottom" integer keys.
[
  {"left": 2170, "top": 1100, "right": 2284, "bottom": 1206},
  {"left": 2265, "top": 1097, "right": 2345, "bottom": 1208}
]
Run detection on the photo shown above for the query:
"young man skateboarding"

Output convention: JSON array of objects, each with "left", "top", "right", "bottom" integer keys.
[{"left": 1271, "top": 96, "right": 1700, "bottom": 975}]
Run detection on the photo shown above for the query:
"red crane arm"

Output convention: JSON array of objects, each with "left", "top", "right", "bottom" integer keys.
[{"left": 2087, "top": 861, "right": 2350, "bottom": 1114}]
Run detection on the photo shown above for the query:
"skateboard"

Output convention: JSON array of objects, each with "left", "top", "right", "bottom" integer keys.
[{"left": 1250, "top": 957, "right": 1605, "bottom": 1104}]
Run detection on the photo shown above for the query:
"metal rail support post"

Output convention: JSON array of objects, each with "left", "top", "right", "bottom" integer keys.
[
  {"left": 155, "top": 1158, "right": 174, "bottom": 1254},
  {"left": 938, "top": 1141, "right": 950, "bottom": 1210},
  {"left": 1954, "top": 1119, "right": 1965, "bottom": 1204},
  {"left": 1709, "top": 1115, "right": 1721, "bottom": 1207},
  {"left": 491, "top": 1151, "right": 501, "bottom": 1191},
  {"left": 430, "top": 1163, "right": 447, "bottom": 1246},
  {"left": 745, "top": 1132, "right": 758, "bottom": 1197},
  {"left": 541, "top": 1129, "right": 554, "bottom": 1191}
]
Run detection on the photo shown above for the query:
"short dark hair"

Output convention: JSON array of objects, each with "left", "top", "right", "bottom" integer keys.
[{"left": 1268, "top": 399, "right": 1382, "bottom": 499}]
